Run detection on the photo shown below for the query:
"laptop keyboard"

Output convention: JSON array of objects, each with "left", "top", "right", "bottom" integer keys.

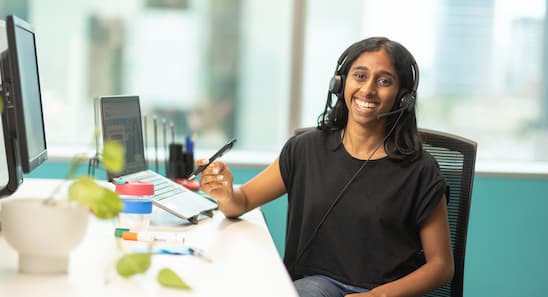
[{"left": 123, "top": 170, "right": 187, "bottom": 201}]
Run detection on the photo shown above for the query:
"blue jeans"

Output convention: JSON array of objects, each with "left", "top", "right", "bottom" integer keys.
[{"left": 294, "top": 275, "right": 370, "bottom": 297}]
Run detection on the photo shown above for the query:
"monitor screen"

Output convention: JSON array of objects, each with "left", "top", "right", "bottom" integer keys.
[
  {"left": 0, "top": 113, "right": 9, "bottom": 192},
  {"left": 0, "top": 21, "right": 8, "bottom": 192},
  {"left": 99, "top": 95, "right": 147, "bottom": 181},
  {"left": 0, "top": 15, "right": 47, "bottom": 173}
]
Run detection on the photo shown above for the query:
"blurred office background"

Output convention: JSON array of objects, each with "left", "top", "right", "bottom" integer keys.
[
  {"left": 1, "top": 0, "right": 548, "bottom": 165},
  {"left": 1, "top": 1, "right": 548, "bottom": 296}
]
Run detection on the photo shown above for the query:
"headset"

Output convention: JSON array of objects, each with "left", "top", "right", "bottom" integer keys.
[{"left": 327, "top": 41, "right": 420, "bottom": 117}]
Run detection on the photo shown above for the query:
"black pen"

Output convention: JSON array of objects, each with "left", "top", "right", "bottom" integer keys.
[
  {"left": 188, "top": 246, "right": 213, "bottom": 262},
  {"left": 187, "top": 138, "right": 237, "bottom": 180}
]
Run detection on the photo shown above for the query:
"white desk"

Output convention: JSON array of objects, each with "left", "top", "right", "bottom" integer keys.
[{"left": 0, "top": 179, "right": 298, "bottom": 297}]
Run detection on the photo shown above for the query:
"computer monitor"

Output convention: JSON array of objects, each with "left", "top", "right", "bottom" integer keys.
[
  {"left": 0, "top": 15, "right": 47, "bottom": 196},
  {"left": 0, "top": 21, "right": 8, "bottom": 193}
]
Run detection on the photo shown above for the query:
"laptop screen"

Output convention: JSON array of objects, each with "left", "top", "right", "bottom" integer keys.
[{"left": 99, "top": 95, "right": 146, "bottom": 180}]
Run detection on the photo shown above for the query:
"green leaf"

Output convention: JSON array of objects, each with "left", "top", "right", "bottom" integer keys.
[
  {"left": 0, "top": 94, "right": 4, "bottom": 113},
  {"left": 68, "top": 176, "right": 123, "bottom": 219},
  {"left": 65, "top": 154, "right": 86, "bottom": 180},
  {"left": 116, "top": 253, "right": 152, "bottom": 278},
  {"left": 157, "top": 268, "right": 192, "bottom": 290},
  {"left": 102, "top": 140, "right": 125, "bottom": 174}
]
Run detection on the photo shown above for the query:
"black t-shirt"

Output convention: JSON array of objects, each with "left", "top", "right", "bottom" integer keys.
[{"left": 279, "top": 128, "right": 447, "bottom": 289}]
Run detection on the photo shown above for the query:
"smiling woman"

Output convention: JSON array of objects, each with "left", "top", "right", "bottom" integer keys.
[
  {"left": 343, "top": 50, "right": 400, "bottom": 125},
  {"left": 193, "top": 36, "right": 454, "bottom": 297},
  {"left": 321, "top": 37, "right": 421, "bottom": 162}
]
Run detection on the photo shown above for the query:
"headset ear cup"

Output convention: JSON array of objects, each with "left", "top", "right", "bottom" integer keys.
[
  {"left": 329, "top": 75, "right": 346, "bottom": 98},
  {"left": 395, "top": 88, "right": 415, "bottom": 113},
  {"left": 396, "top": 88, "right": 409, "bottom": 108},
  {"left": 400, "top": 93, "right": 415, "bottom": 112},
  {"left": 329, "top": 75, "right": 341, "bottom": 95},
  {"left": 406, "top": 94, "right": 416, "bottom": 112}
]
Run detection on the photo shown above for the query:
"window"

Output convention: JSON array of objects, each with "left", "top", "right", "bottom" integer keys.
[
  {"left": 302, "top": 0, "right": 548, "bottom": 165},
  {"left": 1, "top": 0, "right": 292, "bottom": 161},
  {"left": 2, "top": 0, "right": 548, "bottom": 169}
]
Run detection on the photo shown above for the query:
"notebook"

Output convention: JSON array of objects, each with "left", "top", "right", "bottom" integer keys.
[{"left": 98, "top": 95, "right": 217, "bottom": 224}]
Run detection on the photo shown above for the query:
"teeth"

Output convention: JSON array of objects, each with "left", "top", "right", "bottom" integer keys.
[{"left": 356, "top": 100, "right": 376, "bottom": 109}]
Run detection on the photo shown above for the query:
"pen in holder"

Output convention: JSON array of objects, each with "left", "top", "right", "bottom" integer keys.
[
  {"left": 182, "top": 135, "right": 194, "bottom": 178},
  {"left": 183, "top": 136, "right": 194, "bottom": 178}
]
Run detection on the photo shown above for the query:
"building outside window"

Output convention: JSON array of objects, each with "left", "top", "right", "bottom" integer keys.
[{"left": 1, "top": 0, "right": 547, "bottom": 171}]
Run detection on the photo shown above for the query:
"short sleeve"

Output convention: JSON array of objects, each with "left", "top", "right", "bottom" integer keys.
[{"left": 278, "top": 135, "right": 298, "bottom": 191}]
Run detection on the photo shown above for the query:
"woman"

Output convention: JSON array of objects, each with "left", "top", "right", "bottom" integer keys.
[{"left": 197, "top": 37, "right": 454, "bottom": 297}]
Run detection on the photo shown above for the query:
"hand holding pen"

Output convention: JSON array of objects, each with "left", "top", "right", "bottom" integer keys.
[
  {"left": 194, "top": 139, "right": 236, "bottom": 204},
  {"left": 187, "top": 138, "right": 236, "bottom": 180}
]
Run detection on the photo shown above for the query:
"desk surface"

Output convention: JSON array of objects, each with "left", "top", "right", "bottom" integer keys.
[{"left": 0, "top": 179, "right": 298, "bottom": 297}]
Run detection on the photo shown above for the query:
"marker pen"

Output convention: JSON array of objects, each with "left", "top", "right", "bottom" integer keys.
[
  {"left": 188, "top": 246, "right": 213, "bottom": 262},
  {"left": 122, "top": 231, "right": 186, "bottom": 244}
]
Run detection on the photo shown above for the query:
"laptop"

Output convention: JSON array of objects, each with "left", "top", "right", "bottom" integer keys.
[{"left": 98, "top": 95, "right": 217, "bottom": 224}]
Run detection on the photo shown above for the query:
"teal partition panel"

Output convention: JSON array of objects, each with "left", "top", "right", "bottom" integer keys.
[
  {"left": 24, "top": 160, "right": 107, "bottom": 180},
  {"left": 22, "top": 161, "right": 548, "bottom": 296},
  {"left": 464, "top": 176, "right": 548, "bottom": 297}
]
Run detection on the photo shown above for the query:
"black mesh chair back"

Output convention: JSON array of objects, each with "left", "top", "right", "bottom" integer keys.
[{"left": 420, "top": 128, "right": 477, "bottom": 297}]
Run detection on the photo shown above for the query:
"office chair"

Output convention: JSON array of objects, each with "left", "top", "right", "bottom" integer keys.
[
  {"left": 420, "top": 128, "right": 477, "bottom": 297},
  {"left": 293, "top": 127, "right": 477, "bottom": 297}
]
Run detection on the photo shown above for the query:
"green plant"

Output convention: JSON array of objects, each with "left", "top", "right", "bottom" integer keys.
[
  {"left": 61, "top": 140, "right": 125, "bottom": 218},
  {"left": 53, "top": 132, "right": 191, "bottom": 290}
]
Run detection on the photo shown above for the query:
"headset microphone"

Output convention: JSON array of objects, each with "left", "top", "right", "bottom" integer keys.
[
  {"left": 376, "top": 84, "right": 417, "bottom": 120},
  {"left": 376, "top": 106, "right": 406, "bottom": 120}
]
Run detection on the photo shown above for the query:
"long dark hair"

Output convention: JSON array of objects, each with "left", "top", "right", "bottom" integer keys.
[{"left": 318, "top": 37, "right": 422, "bottom": 161}]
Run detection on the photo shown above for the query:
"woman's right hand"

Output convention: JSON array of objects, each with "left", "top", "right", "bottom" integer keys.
[{"left": 195, "top": 159, "right": 234, "bottom": 204}]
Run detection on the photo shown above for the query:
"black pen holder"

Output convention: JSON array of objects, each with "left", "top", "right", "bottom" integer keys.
[
  {"left": 167, "top": 143, "right": 186, "bottom": 179},
  {"left": 167, "top": 143, "right": 195, "bottom": 179},
  {"left": 182, "top": 151, "right": 194, "bottom": 178}
]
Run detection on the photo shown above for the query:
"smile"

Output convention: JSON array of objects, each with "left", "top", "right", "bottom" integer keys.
[{"left": 353, "top": 98, "right": 378, "bottom": 112}]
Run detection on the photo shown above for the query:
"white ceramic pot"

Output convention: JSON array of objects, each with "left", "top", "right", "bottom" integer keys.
[{"left": 1, "top": 198, "right": 89, "bottom": 274}]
